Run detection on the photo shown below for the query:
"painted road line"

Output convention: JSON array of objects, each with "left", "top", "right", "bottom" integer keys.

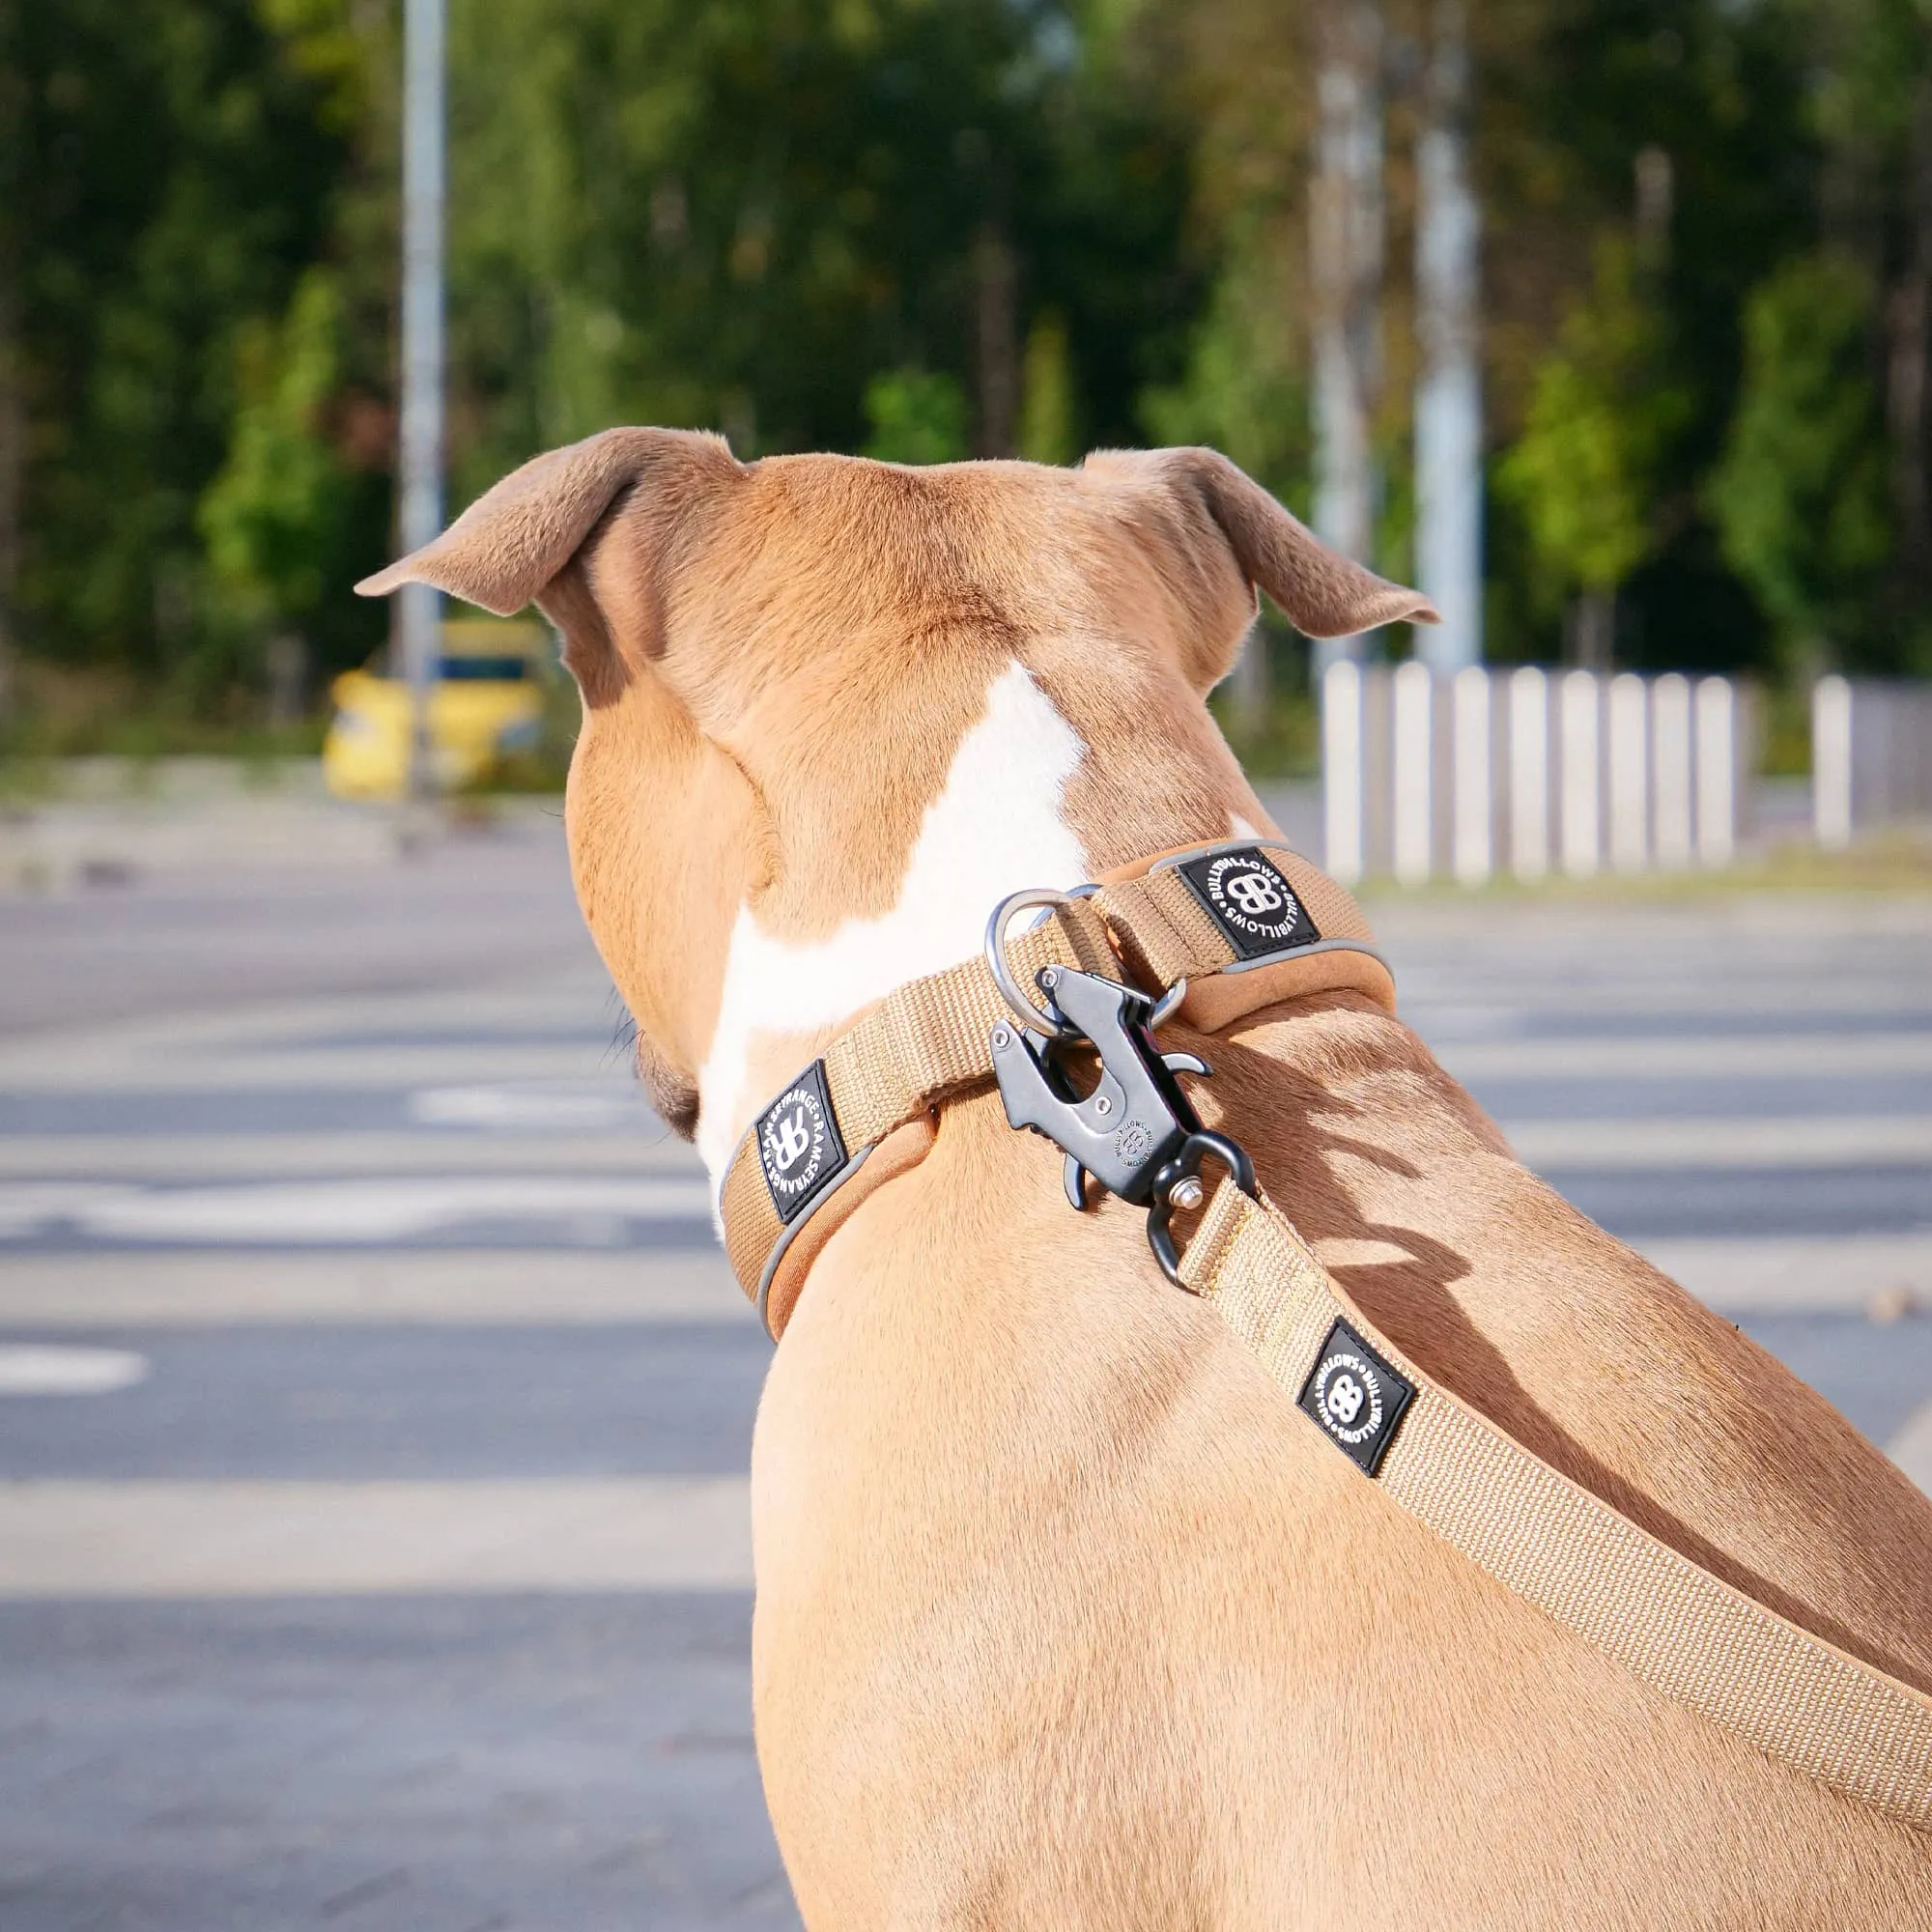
[
  {"left": 0, "top": 1133, "right": 702, "bottom": 1180},
  {"left": 1634, "top": 1237, "right": 1932, "bottom": 1314},
  {"left": 0, "top": 1251, "right": 750, "bottom": 1326},
  {"left": 1437, "top": 1034, "right": 1932, "bottom": 1080},
  {"left": 0, "top": 1346, "right": 149, "bottom": 1394},
  {"left": 0, "top": 1477, "right": 753, "bottom": 1597},
  {"left": 0, "top": 1175, "right": 713, "bottom": 1245},
  {"left": 1507, "top": 1116, "right": 1932, "bottom": 1169},
  {"left": 0, "top": 1046, "right": 642, "bottom": 1093}
]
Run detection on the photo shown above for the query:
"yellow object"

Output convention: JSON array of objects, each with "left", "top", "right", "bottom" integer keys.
[{"left": 323, "top": 619, "right": 551, "bottom": 799}]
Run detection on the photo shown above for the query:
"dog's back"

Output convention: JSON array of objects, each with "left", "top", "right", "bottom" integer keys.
[
  {"left": 360, "top": 432, "right": 1932, "bottom": 1926},
  {"left": 755, "top": 1001, "right": 1932, "bottom": 1927}
]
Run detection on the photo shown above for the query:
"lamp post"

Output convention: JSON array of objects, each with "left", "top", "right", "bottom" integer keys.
[{"left": 396, "top": 0, "right": 445, "bottom": 800}]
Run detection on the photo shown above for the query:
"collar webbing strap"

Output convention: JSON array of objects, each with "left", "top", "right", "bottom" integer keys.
[
  {"left": 1179, "top": 1176, "right": 1932, "bottom": 1828},
  {"left": 717, "top": 891, "right": 1120, "bottom": 1306},
  {"left": 719, "top": 841, "right": 1387, "bottom": 1325}
]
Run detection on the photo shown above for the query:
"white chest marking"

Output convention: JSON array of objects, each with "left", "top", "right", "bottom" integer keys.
[{"left": 695, "top": 661, "right": 1090, "bottom": 1190}]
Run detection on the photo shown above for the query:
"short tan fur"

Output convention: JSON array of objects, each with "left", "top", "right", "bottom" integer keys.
[{"left": 362, "top": 430, "right": 1932, "bottom": 1927}]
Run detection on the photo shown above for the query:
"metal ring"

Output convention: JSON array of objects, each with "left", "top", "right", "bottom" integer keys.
[
  {"left": 984, "top": 888, "right": 1084, "bottom": 1039},
  {"left": 1146, "top": 1130, "right": 1259, "bottom": 1291},
  {"left": 1149, "top": 977, "right": 1189, "bottom": 1029}
]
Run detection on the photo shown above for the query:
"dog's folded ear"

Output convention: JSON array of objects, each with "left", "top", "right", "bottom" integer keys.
[
  {"left": 355, "top": 425, "right": 740, "bottom": 620},
  {"left": 1083, "top": 446, "right": 1438, "bottom": 688}
]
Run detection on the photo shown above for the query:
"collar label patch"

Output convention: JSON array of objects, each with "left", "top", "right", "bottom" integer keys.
[
  {"left": 755, "top": 1060, "right": 847, "bottom": 1224},
  {"left": 1297, "top": 1319, "right": 1415, "bottom": 1476},
  {"left": 1178, "top": 848, "right": 1320, "bottom": 958}
]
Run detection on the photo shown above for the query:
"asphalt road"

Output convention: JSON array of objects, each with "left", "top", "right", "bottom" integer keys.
[{"left": 1, "top": 821, "right": 1929, "bottom": 1929}]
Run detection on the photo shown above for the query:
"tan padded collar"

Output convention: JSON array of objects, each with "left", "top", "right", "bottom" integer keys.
[{"left": 718, "top": 840, "right": 1390, "bottom": 1338}]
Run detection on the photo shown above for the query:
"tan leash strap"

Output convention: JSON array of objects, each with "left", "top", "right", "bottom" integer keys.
[
  {"left": 1179, "top": 1177, "right": 1932, "bottom": 1829},
  {"left": 721, "top": 842, "right": 1389, "bottom": 1318}
]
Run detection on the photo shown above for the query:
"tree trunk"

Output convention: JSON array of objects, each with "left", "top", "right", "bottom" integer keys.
[
  {"left": 1309, "top": 0, "right": 1385, "bottom": 674},
  {"left": 0, "top": 292, "right": 18, "bottom": 726},
  {"left": 1568, "top": 589, "right": 1613, "bottom": 673},
  {"left": 1888, "top": 75, "right": 1932, "bottom": 589},
  {"left": 974, "top": 224, "right": 1018, "bottom": 460},
  {"left": 1414, "top": 0, "right": 1483, "bottom": 674}
]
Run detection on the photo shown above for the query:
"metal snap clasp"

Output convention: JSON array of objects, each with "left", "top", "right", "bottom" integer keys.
[{"left": 1145, "top": 1131, "right": 1259, "bottom": 1291}]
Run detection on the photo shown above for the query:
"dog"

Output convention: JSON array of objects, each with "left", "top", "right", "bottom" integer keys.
[{"left": 362, "top": 429, "right": 1932, "bottom": 1926}]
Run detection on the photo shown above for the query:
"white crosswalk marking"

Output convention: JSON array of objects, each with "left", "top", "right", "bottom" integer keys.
[{"left": 0, "top": 1478, "right": 753, "bottom": 1597}]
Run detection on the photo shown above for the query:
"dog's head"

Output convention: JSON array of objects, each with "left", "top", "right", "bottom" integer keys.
[{"left": 359, "top": 430, "right": 1432, "bottom": 1162}]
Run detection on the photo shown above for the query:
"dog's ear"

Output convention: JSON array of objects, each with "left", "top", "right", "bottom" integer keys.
[
  {"left": 355, "top": 427, "right": 742, "bottom": 695},
  {"left": 1083, "top": 446, "right": 1439, "bottom": 690}
]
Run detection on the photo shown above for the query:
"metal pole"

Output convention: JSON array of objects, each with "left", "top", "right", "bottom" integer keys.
[
  {"left": 1414, "top": 0, "right": 1483, "bottom": 672},
  {"left": 397, "top": 0, "right": 445, "bottom": 800},
  {"left": 1309, "top": 2, "right": 1385, "bottom": 677}
]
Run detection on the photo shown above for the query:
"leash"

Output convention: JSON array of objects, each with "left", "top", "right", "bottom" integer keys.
[{"left": 717, "top": 839, "right": 1932, "bottom": 1829}]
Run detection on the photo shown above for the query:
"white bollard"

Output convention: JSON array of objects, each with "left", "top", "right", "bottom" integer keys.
[
  {"left": 1392, "top": 660, "right": 1435, "bottom": 885},
  {"left": 1452, "top": 665, "right": 1492, "bottom": 885},
  {"left": 1508, "top": 666, "right": 1549, "bottom": 880},
  {"left": 1653, "top": 672, "right": 1693, "bottom": 870},
  {"left": 1322, "top": 661, "right": 1366, "bottom": 883},
  {"left": 1559, "top": 670, "right": 1601, "bottom": 879},
  {"left": 1694, "top": 676, "right": 1736, "bottom": 868},
  {"left": 1813, "top": 674, "right": 1853, "bottom": 851},
  {"left": 1606, "top": 672, "right": 1649, "bottom": 872}
]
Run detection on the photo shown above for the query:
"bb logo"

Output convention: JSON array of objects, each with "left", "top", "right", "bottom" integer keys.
[
  {"left": 753, "top": 1062, "right": 846, "bottom": 1222},
  {"left": 1296, "top": 1318, "right": 1416, "bottom": 1476},
  {"left": 1323, "top": 1371, "right": 1366, "bottom": 1428},
  {"left": 1309, "top": 1352, "right": 1383, "bottom": 1447},
  {"left": 1177, "top": 847, "right": 1320, "bottom": 959},
  {"left": 769, "top": 1104, "right": 814, "bottom": 1173},
  {"left": 1222, "top": 868, "right": 1285, "bottom": 919}
]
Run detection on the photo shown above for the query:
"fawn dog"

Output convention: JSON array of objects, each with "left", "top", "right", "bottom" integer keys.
[{"left": 362, "top": 429, "right": 1932, "bottom": 1927}]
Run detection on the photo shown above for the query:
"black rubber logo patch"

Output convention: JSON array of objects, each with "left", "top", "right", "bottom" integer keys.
[
  {"left": 1297, "top": 1319, "right": 1415, "bottom": 1476},
  {"left": 1178, "top": 848, "right": 1319, "bottom": 959},
  {"left": 755, "top": 1061, "right": 847, "bottom": 1224}
]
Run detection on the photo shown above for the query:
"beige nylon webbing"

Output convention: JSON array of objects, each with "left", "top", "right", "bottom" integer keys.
[
  {"left": 720, "top": 843, "right": 1384, "bottom": 1302},
  {"left": 1101, "top": 850, "right": 1376, "bottom": 992},
  {"left": 719, "top": 897, "right": 1119, "bottom": 1295},
  {"left": 1179, "top": 1179, "right": 1932, "bottom": 1828}
]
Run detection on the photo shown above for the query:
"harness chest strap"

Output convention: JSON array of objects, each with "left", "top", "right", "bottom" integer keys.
[
  {"left": 720, "top": 840, "right": 1392, "bottom": 1337},
  {"left": 1179, "top": 1178, "right": 1932, "bottom": 1829}
]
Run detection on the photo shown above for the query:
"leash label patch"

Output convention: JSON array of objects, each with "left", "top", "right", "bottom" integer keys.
[
  {"left": 1178, "top": 848, "right": 1319, "bottom": 959},
  {"left": 1298, "top": 1319, "right": 1414, "bottom": 1476},
  {"left": 755, "top": 1061, "right": 847, "bottom": 1224}
]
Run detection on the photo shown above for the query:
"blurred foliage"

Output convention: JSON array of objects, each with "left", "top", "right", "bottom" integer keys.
[
  {"left": 862, "top": 369, "right": 971, "bottom": 465},
  {"left": 1498, "top": 238, "right": 1690, "bottom": 603},
  {"left": 1708, "top": 253, "right": 1895, "bottom": 678},
  {"left": 1, "top": 0, "right": 1929, "bottom": 747}
]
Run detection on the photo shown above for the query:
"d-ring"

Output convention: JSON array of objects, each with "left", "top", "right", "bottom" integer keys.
[{"left": 984, "top": 888, "right": 1086, "bottom": 1039}]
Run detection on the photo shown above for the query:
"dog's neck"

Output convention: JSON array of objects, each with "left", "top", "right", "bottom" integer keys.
[{"left": 692, "top": 655, "right": 1264, "bottom": 1190}]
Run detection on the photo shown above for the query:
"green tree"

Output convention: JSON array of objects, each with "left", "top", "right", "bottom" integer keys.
[
  {"left": 862, "top": 368, "right": 970, "bottom": 464},
  {"left": 1497, "top": 237, "right": 1690, "bottom": 664},
  {"left": 198, "top": 269, "right": 355, "bottom": 636},
  {"left": 1707, "top": 253, "right": 1892, "bottom": 674},
  {"left": 0, "top": 0, "right": 350, "bottom": 693}
]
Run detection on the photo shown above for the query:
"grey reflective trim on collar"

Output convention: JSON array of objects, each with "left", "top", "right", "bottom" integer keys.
[
  {"left": 754, "top": 1144, "right": 872, "bottom": 1337},
  {"left": 1142, "top": 840, "right": 1384, "bottom": 980},
  {"left": 1142, "top": 835, "right": 1300, "bottom": 872},
  {"left": 1216, "top": 935, "right": 1391, "bottom": 979}
]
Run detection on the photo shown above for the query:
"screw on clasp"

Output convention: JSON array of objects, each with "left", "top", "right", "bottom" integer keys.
[
  {"left": 986, "top": 885, "right": 1253, "bottom": 1287},
  {"left": 1144, "top": 1131, "right": 1258, "bottom": 1292}
]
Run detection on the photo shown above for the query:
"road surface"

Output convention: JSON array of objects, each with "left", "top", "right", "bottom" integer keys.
[{"left": 1, "top": 822, "right": 1928, "bottom": 1928}]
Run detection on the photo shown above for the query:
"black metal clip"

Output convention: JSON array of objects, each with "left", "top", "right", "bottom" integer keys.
[
  {"left": 990, "top": 965, "right": 1208, "bottom": 1205},
  {"left": 988, "top": 958, "right": 1254, "bottom": 1288}
]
